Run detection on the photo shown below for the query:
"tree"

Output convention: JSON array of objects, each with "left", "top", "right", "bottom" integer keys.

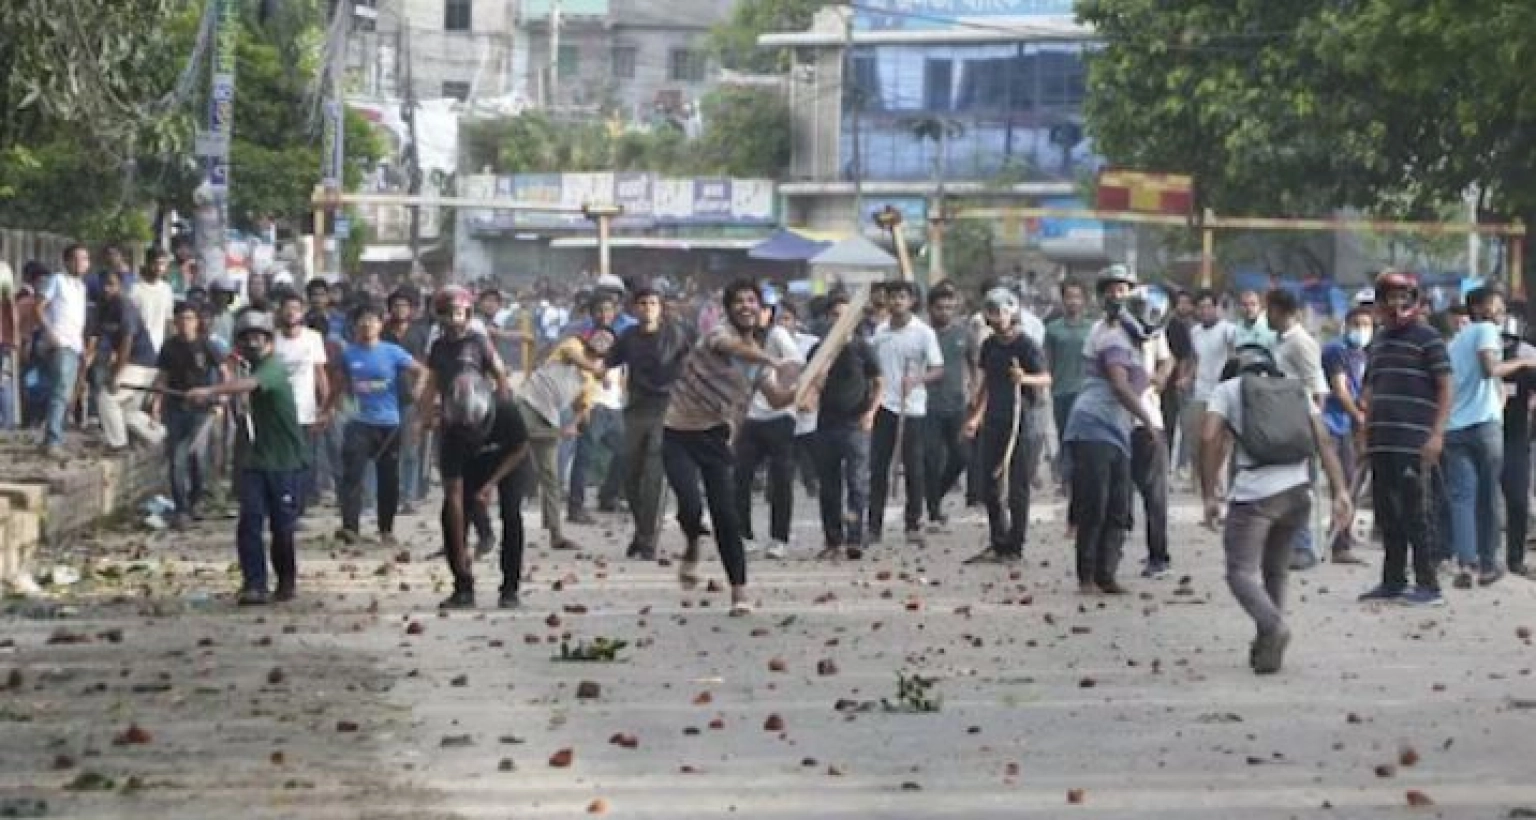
[
  {"left": 693, "top": 87, "right": 793, "bottom": 178},
  {"left": 1079, "top": 0, "right": 1536, "bottom": 286},
  {"left": 708, "top": 0, "right": 836, "bottom": 74}
]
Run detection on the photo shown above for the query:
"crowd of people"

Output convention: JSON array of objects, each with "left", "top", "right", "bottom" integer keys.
[{"left": 5, "top": 241, "right": 1535, "bottom": 676}]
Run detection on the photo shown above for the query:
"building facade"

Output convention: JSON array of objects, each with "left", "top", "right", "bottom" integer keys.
[{"left": 762, "top": 2, "right": 1110, "bottom": 270}]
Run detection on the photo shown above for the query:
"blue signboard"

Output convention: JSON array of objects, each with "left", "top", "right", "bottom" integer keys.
[{"left": 693, "top": 179, "right": 733, "bottom": 219}]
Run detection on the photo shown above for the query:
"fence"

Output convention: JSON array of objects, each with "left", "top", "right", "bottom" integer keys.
[{"left": 1, "top": 228, "right": 78, "bottom": 280}]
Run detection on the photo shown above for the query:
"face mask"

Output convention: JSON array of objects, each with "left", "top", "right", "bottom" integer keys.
[
  {"left": 1345, "top": 328, "right": 1372, "bottom": 348},
  {"left": 1102, "top": 297, "right": 1124, "bottom": 317}
]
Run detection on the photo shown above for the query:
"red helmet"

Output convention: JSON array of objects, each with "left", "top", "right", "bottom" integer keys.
[{"left": 432, "top": 285, "right": 474, "bottom": 316}]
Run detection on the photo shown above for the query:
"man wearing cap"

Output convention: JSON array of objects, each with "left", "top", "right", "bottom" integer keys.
[
  {"left": 1062, "top": 266, "right": 1158, "bottom": 594},
  {"left": 186, "top": 308, "right": 306, "bottom": 605}
]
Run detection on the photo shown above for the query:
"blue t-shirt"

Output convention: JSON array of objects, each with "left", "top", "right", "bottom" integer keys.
[
  {"left": 1320, "top": 339, "right": 1367, "bottom": 437},
  {"left": 1448, "top": 321, "right": 1502, "bottom": 431},
  {"left": 343, "top": 341, "right": 415, "bottom": 427}
]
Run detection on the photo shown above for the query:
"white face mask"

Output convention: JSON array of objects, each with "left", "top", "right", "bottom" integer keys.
[{"left": 1346, "top": 327, "right": 1373, "bottom": 348}]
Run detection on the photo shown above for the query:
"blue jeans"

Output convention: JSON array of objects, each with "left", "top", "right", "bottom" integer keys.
[
  {"left": 43, "top": 347, "right": 80, "bottom": 447},
  {"left": 1444, "top": 421, "right": 1504, "bottom": 573},
  {"left": 570, "top": 406, "right": 624, "bottom": 514},
  {"left": 815, "top": 423, "right": 871, "bottom": 548},
  {"left": 398, "top": 404, "right": 425, "bottom": 503},
  {"left": 237, "top": 468, "right": 302, "bottom": 591},
  {"left": 167, "top": 407, "right": 213, "bottom": 515}
]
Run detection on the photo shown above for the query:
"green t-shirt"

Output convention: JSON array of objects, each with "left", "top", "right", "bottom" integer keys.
[
  {"left": 246, "top": 356, "right": 308, "bottom": 472},
  {"left": 1044, "top": 315, "right": 1093, "bottom": 397}
]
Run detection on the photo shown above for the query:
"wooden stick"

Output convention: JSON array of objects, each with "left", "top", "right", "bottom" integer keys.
[{"left": 793, "top": 284, "right": 870, "bottom": 410}]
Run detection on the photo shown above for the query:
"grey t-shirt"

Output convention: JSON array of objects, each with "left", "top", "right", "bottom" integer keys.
[
  {"left": 929, "top": 323, "right": 970, "bottom": 415},
  {"left": 1207, "top": 376, "right": 1315, "bottom": 503}
]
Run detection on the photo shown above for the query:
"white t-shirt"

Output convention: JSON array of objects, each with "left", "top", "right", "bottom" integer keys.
[
  {"left": 748, "top": 325, "right": 806, "bottom": 422},
  {"left": 1137, "top": 333, "right": 1173, "bottom": 430},
  {"left": 1207, "top": 376, "right": 1316, "bottom": 503},
  {"left": 42, "top": 273, "right": 88, "bottom": 353},
  {"left": 274, "top": 327, "right": 328, "bottom": 425},
  {"left": 132, "top": 278, "right": 176, "bottom": 353},
  {"left": 1190, "top": 320, "right": 1237, "bottom": 402},
  {"left": 872, "top": 317, "right": 944, "bottom": 417},
  {"left": 1275, "top": 324, "right": 1328, "bottom": 399},
  {"left": 792, "top": 331, "right": 820, "bottom": 435}
]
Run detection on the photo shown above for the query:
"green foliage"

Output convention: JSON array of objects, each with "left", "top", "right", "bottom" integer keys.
[
  {"left": 1079, "top": 0, "right": 1536, "bottom": 224},
  {"left": 707, "top": 0, "right": 834, "bottom": 74},
  {"left": 883, "top": 671, "right": 941, "bottom": 713},
  {"left": 942, "top": 219, "right": 996, "bottom": 295},
  {"left": 463, "top": 88, "right": 791, "bottom": 179},
  {"left": 557, "top": 637, "right": 628, "bottom": 662}
]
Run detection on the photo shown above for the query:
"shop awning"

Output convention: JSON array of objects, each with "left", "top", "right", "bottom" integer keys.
[{"left": 748, "top": 228, "right": 835, "bottom": 261}]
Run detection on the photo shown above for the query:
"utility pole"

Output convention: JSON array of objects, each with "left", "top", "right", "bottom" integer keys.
[
  {"left": 320, "top": 2, "right": 350, "bottom": 279},
  {"left": 400, "top": 23, "right": 422, "bottom": 268},
  {"left": 197, "top": 0, "right": 240, "bottom": 290},
  {"left": 843, "top": 8, "right": 863, "bottom": 233},
  {"left": 549, "top": 0, "right": 563, "bottom": 110}
]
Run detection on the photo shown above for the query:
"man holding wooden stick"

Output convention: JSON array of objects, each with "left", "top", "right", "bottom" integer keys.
[
  {"left": 962, "top": 288, "right": 1052, "bottom": 564},
  {"left": 867, "top": 280, "right": 944, "bottom": 546},
  {"left": 801, "top": 292, "right": 881, "bottom": 560}
]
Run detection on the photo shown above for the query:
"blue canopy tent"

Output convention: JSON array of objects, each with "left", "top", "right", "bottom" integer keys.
[{"left": 748, "top": 228, "right": 834, "bottom": 262}]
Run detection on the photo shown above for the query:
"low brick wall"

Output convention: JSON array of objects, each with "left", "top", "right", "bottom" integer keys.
[{"left": 0, "top": 436, "right": 166, "bottom": 584}]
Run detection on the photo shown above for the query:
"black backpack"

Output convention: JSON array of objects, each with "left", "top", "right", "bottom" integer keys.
[{"left": 1233, "top": 373, "right": 1316, "bottom": 466}]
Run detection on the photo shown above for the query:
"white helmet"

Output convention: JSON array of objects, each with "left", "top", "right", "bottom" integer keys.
[{"left": 983, "top": 287, "right": 1020, "bottom": 320}]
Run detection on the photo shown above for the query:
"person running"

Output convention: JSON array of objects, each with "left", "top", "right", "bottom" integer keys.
[
  {"left": 663, "top": 280, "right": 799, "bottom": 614},
  {"left": 333, "top": 303, "right": 426, "bottom": 546},
  {"left": 1443, "top": 288, "right": 1536, "bottom": 588},
  {"left": 733, "top": 302, "right": 806, "bottom": 559},
  {"left": 923, "top": 283, "right": 973, "bottom": 530},
  {"left": 1201, "top": 346, "right": 1352, "bottom": 674},
  {"left": 1358, "top": 271, "right": 1451, "bottom": 606},
  {"left": 185, "top": 309, "right": 306, "bottom": 605},
  {"left": 435, "top": 374, "right": 533, "bottom": 610},
  {"left": 1062, "top": 266, "right": 1158, "bottom": 595},
  {"left": 607, "top": 286, "right": 695, "bottom": 560},
  {"left": 868, "top": 280, "right": 944, "bottom": 546},
  {"left": 806, "top": 293, "right": 882, "bottom": 560},
  {"left": 962, "top": 288, "right": 1051, "bottom": 564},
  {"left": 1320, "top": 306, "right": 1373, "bottom": 564}
]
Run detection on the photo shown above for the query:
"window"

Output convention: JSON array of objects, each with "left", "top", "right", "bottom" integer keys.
[
  {"left": 441, "top": 80, "right": 470, "bottom": 101},
  {"left": 669, "top": 49, "right": 706, "bottom": 83},
  {"left": 848, "top": 54, "right": 881, "bottom": 111},
  {"left": 954, "top": 57, "right": 1013, "bottom": 111},
  {"left": 923, "top": 58, "right": 953, "bottom": 111},
  {"left": 558, "top": 45, "right": 579, "bottom": 78},
  {"left": 443, "top": 0, "right": 471, "bottom": 32},
  {"left": 611, "top": 46, "right": 637, "bottom": 80}
]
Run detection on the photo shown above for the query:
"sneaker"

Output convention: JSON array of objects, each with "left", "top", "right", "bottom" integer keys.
[
  {"left": 474, "top": 534, "right": 496, "bottom": 560},
  {"left": 625, "top": 541, "right": 655, "bottom": 561},
  {"left": 1358, "top": 584, "right": 1406, "bottom": 602},
  {"left": 1141, "top": 560, "right": 1171, "bottom": 579},
  {"left": 236, "top": 588, "right": 270, "bottom": 606},
  {"left": 272, "top": 581, "right": 296, "bottom": 603},
  {"left": 815, "top": 546, "right": 843, "bottom": 561},
  {"left": 1477, "top": 569, "right": 1505, "bottom": 587},
  {"left": 742, "top": 538, "right": 762, "bottom": 556},
  {"left": 1453, "top": 571, "right": 1474, "bottom": 590},
  {"left": 1096, "top": 580, "right": 1130, "bottom": 595},
  {"left": 335, "top": 528, "right": 361, "bottom": 545},
  {"left": 764, "top": 541, "right": 790, "bottom": 560},
  {"left": 729, "top": 600, "right": 754, "bottom": 617},
  {"left": 843, "top": 546, "right": 865, "bottom": 561},
  {"left": 1399, "top": 587, "right": 1445, "bottom": 607},
  {"left": 498, "top": 589, "right": 521, "bottom": 609},
  {"left": 4, "top": 573, "right": 44, "bottom": 597},
  {"left": 963, "top": 548, "right": 1020, "bottom": 565},
  {"left": 438, "top": 589, "right": 475, "bottom": 610},
  {"left": 1252, "top": 626, "right": 1292, "bottom": 675},
  {"left": 1289, "top": 551, "right": 1320, "bottom": 571}
]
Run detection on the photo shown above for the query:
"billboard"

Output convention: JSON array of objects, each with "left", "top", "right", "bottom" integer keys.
[
  {"left": 855, "top": 0, "right": 1076, "bottom": 31},
  {"left": 464, "top": 174, "right": 776, "bottom": 232}
]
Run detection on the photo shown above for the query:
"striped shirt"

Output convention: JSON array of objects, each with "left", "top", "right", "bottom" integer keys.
[
  {"left": 1364, "top": 322, "right": 1450, "bottom": 456},
  {"left": 665, "top": 325, "right": 766, "bottom": 432}
]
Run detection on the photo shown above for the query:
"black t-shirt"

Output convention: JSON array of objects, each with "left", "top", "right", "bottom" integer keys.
[
  {"left": 384, "top": 320, "right": 431, "bottom": 406},
  {"left": 157, "top": 336, "right": 222, "bottom": 412},
  {"left": 813, "top": 336, "right": 881, "bottom": 426},
  {"left": 427, "top": 332, "right": 500, "bottom": 390},
  {"left": 1166, "top": 315, "right": 1194, "bottom": 363},
  {"left": 979, "top": 331, "right": 1047, "bottom": 421},
  {"left": 607, "top": 320, "right": 695, "bottom": 410},
  {"left": 442, "top": 396, "right": 529, "bottom": 481},
  {"left": 1504, "top": 338, "right": 1536, "bottom": 442}
]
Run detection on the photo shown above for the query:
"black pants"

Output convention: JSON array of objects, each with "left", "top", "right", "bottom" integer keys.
[
  {"left": 979, "top": 413, "right": 1037, "bottom": 554},
  {"left": 623, "top": 403, "right": 668, "bottom": 551},
  {"left": 734, "top": 416, "right": 796, "bottom": 543},
  {"left": 340, "top": 421, "right": 401, "bottom": 535},
  {"left": 443, "top": 451, "right": 530, "bottom": 594},
  {"left": 1130, "top": 427, "right": 1170, "bottom": 564},
  {"left": 795, "top": 432, "right": 820, "bottom": 496},
  {"left": 1069, "top": 440, "right": 1132, "bottom": 585},
  {"left": 869, "top": 409, "right": 927, "bottom": 535},
  {"left": 663, "top": 426, "right": 747, "bottom": 587},
  {"left": 816, "top": 423, "right": 871, "bottom": 548},
  {"left": 924, "top": 410, "right": 970, "bottom": 520},
  {"left": 1504, "top": 434, "right": 1531, "bottom": 572},
  {"left": 1371, "top": 451, "right": 1439, "bottom": 591}
]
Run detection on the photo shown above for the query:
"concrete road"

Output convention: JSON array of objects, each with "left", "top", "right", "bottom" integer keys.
[{"left": 4, "top": 489, "right": 1536, "bottom": 819}]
